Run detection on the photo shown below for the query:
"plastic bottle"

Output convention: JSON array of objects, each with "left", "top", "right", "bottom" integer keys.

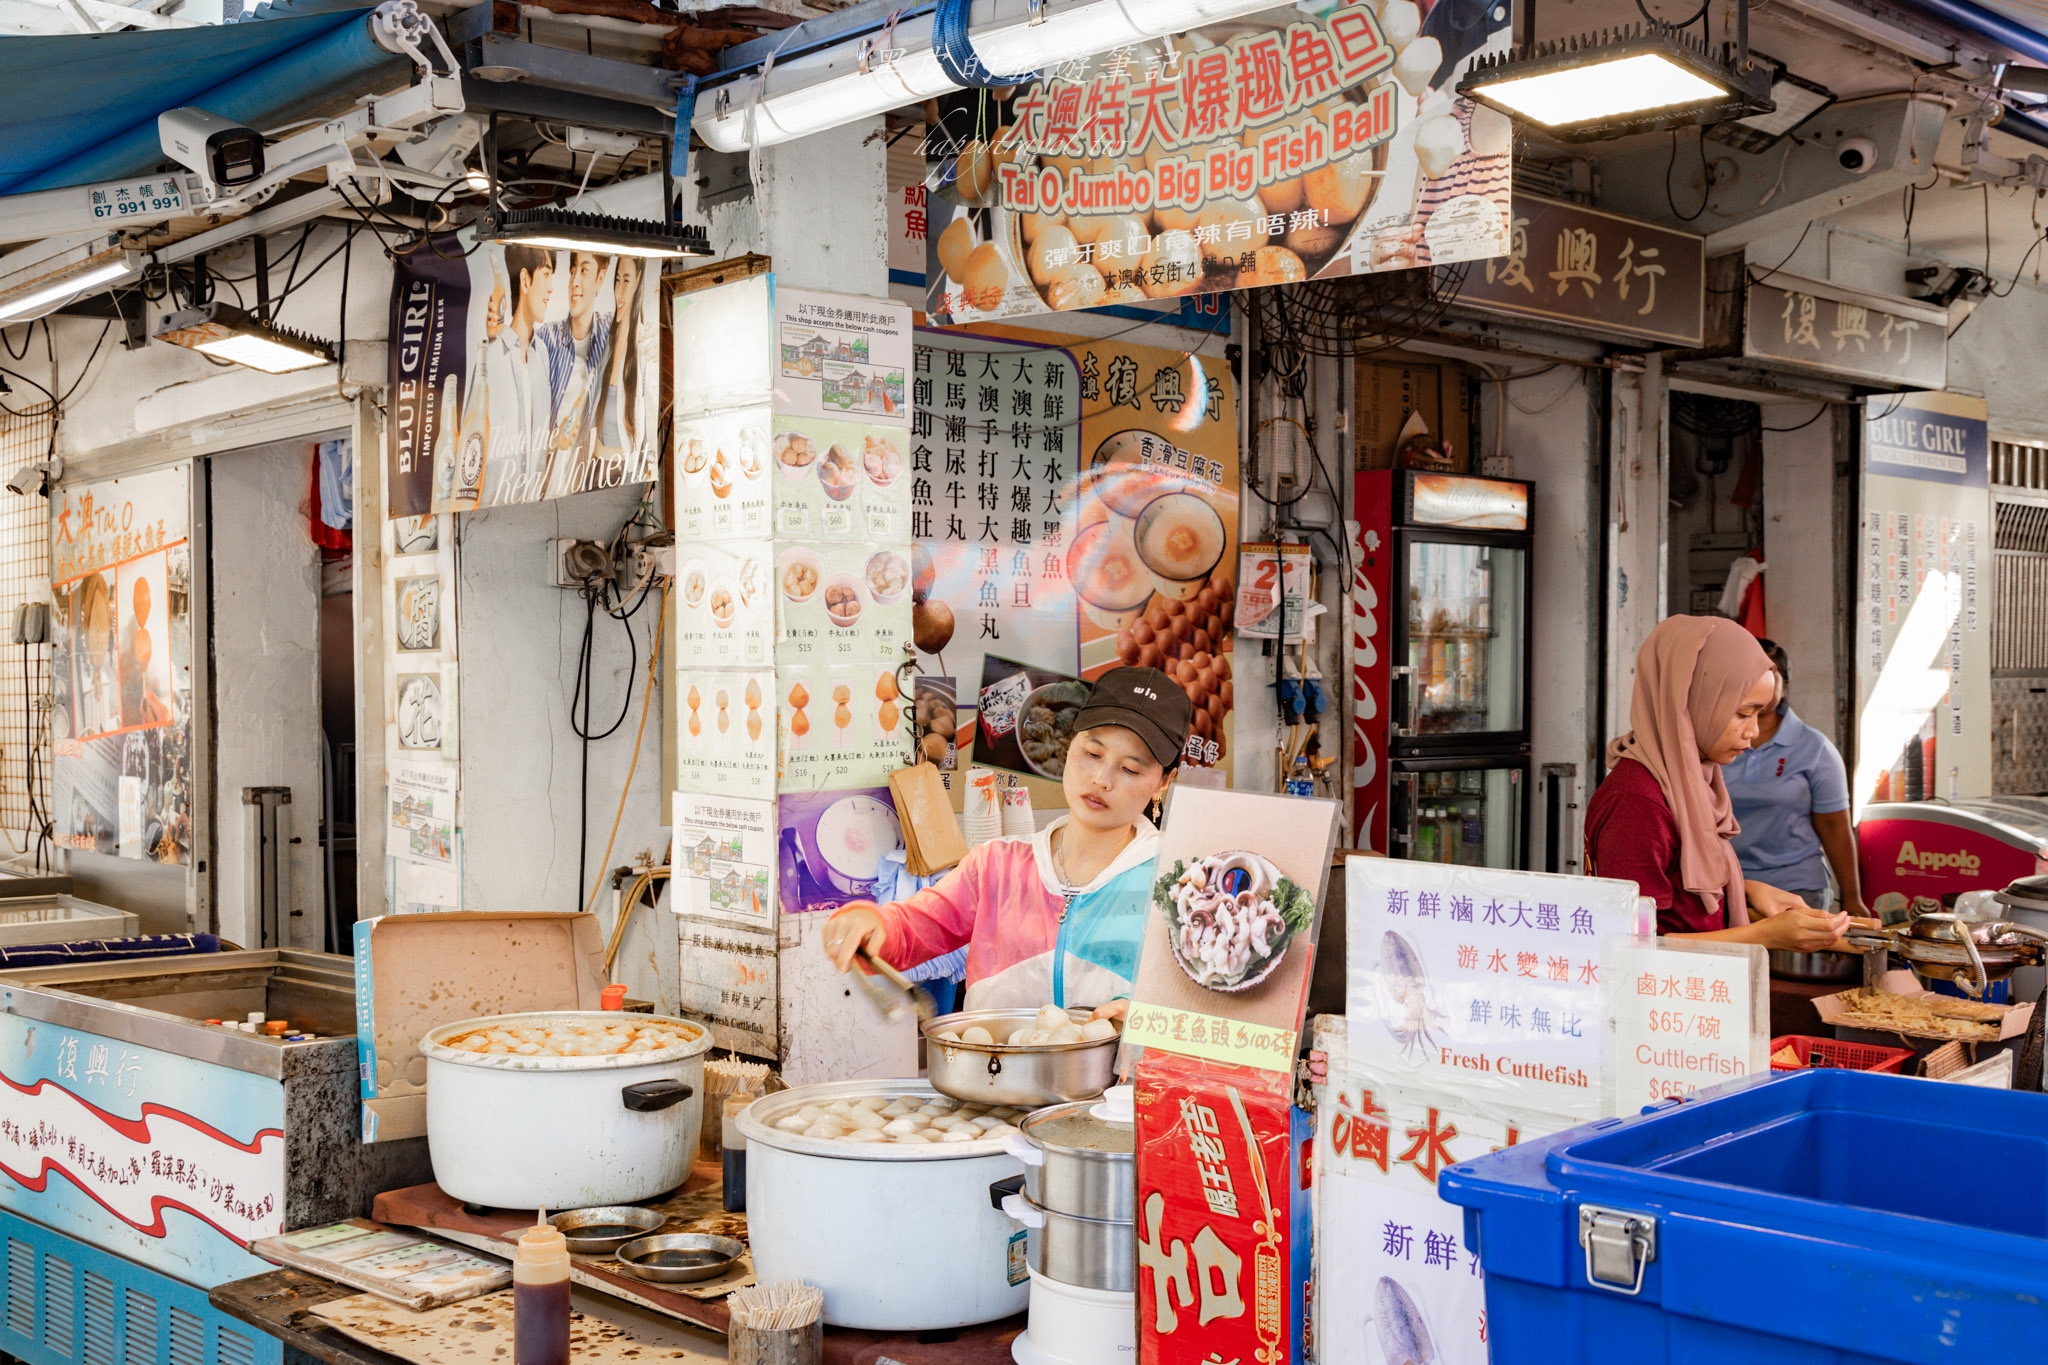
[
  {"left": 1414, "top": 808, "right": 1439, "bottom": 862},
  {"left": 513, "top": 1214, "right": 571, "bottom": 1365},
  {"left": 722, "top": 1093, "right": 752, "bottom": 1214}
]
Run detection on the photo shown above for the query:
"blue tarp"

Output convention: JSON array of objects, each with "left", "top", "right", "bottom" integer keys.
[{"left": 0, "top": 6, "right": 397, "bottom": 196}]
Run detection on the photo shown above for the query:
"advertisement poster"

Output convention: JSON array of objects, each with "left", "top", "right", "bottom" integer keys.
[
  {"left": 914, "top": 327, "right": 1240, "bottom": 779},
  {"left": 775, "top": 542, "right": 913, "bottom": 668},
  {"left": 976, "top": 655, "right": 1086, "bottom": 781},
  {"left": 1315, "top": 1073, "right": 1540, "bottom": 1365},
  {"left": 389, "top": 761, "right": 457, "bottom": 866},
  {"left": 1125, "top": 788, "right": 1339, "bottom": 1071},
  {"left": 1855, "top": 391, "right": 1990, "bottom": 811},
  {"left": 676, "top": 669, "right": 777, "bottom": 800},
  {"left": 675, "top": 405, "right": 773, "bottom": 544},
  {"left": 772, "top": 288, "right": 913, "bottom": 423},
  {"left": 925, "top": 2, "right": 1511, "bottom": 325},
  {"left": 49, "top": 468, "right": 192, "bottom": 864},
  {"left": 776, "top": 786, "right": 904, "bottom": 916},
  {"left": 672, "top": 792, "right": 776, "bottom": 927},
  {"left": 387, "top": 233, "right": 659, "bottom": 517},
  {"left": 1344, "top": 859, "right": 1650, "bottom": 1123},
  {"left": 677, "top": 540, "right": 774, "bottom": 669}
]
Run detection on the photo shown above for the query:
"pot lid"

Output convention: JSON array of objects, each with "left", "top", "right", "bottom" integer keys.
[
  {"left": 738, "top": 1078, "right": 1026, "bottom": 1162},
  {"left": 1997, "top": 875, "right": 2048, "bottom": 912},
  {"left": 1019, "top": 1098, "right": 1134, "bottom": 1157}
]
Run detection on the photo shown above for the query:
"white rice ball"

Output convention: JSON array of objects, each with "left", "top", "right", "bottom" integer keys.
[
  {"left": 962, "top": 1026, "right": 995, "bottom": 1046},
  {"left": 1080, "top": 1019, "right": 1118, "bottom": 1042}
]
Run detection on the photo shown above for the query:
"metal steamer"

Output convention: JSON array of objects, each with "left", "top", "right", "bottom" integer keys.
[
  {"left": 995, "top": 1089, "right": 1137, "bottom": 1365},
  {"left": 1842, "top": 890, "right": 2048, "bottom": 998}
]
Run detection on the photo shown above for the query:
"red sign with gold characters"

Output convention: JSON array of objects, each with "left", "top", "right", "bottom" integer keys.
[{"left": 1135, "top": 1051, "right": 1312, "bottom": 1365}]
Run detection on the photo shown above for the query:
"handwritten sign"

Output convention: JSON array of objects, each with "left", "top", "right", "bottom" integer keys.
[
  {"left": 1456, "top": 195, "right": 1704, "bottom": 346},
  {"left": 1345, "top": 859, "right": 1650, "bottom": 1122},
  {"left": 1607, "top": 939, "right": 1768, "bottom": 1109},
  {"left": 1744, "top": 273, "right": 1947, "bottom": 390}
]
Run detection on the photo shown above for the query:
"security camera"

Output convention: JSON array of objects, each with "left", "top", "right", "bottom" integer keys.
[
  {"left": 1837, "top": 136, "right": 1879, "bottom": 174},
  {"left": 6, "top": 457, "right": 60, "bottom": 498},
  {"left": 159, "top": 107, "right": 265, "bottom": 193}
]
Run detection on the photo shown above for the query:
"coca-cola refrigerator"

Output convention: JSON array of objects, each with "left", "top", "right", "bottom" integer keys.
[{"left": 1350, "top": 470, "right": 1533, "bottom": 866}]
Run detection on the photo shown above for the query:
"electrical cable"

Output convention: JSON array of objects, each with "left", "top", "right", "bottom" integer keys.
[
  {"left": 1761, "top": 402, "right": 1830, "bottom": 432},
  {"left": 571, "top": 577, "right": 639, "bottom": 910},
  {"left": 1665, "top": 128, "right": 1711, "bottom": 223},
  {"left": 582, "top": 578, "right": 670, "bottom": 916}
]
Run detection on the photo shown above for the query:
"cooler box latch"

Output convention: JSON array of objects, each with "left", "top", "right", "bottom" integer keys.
[{"left": 1578, "top": 1206, "right": 1657, "bottom": 1295}]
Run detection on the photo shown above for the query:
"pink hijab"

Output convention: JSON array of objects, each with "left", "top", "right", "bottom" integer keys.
[{"left": 1606, "top": 616, "right": 1772, "bottom": 923}]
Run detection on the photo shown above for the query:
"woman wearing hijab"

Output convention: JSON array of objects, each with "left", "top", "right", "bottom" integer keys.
[{"left": 1584, "top": 616, "right": 1849, "bottom": 949}]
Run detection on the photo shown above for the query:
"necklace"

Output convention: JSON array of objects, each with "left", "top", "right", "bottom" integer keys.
[{"left": 1051, "top": 828, "right": 1078, "bottom": 924}]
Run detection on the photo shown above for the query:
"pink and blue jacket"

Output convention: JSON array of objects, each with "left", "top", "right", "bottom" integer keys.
[{"left": 868, "top": 816, "right": 1159, "bottom": 1011}]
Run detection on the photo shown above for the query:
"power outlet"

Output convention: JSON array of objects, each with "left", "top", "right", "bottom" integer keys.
[{"left": 550, "top": 537, "right": 612, "bottom": 589}]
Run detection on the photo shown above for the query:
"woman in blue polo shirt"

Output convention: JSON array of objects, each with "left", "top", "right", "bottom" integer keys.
[{"left": 1725, "top": 640, "right": 1865, "bottom": 916}]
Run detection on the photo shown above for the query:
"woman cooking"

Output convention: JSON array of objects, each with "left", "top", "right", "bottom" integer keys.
[
  {"left": 1584, "top": 616, "right": 1849, "bottom": 950},
  {"left": 825, "top": 666, "right": 1193, "bottom": 1021}
]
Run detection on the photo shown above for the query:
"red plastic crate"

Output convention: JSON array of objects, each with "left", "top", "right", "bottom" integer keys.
[{"left": 1768, "top": 1035, "right": 1914, "bottom": 1074}]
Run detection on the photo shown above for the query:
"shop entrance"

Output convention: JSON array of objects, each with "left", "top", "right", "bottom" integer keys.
[{"left": 1666, "top": 392, "right": 1767, "bottom": 625}]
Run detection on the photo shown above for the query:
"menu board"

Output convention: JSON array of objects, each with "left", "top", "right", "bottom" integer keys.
[
  {"left": 772, "top": 414, "right": 911, "bottom": 541},
  {"left": 675, "top": 405, "right": 773, "bottom": 543},
  {"left": 774, "top": 542, "right": 912, "bottom": 667},
  {"left": 778, "top": 661, "right": 910, "bottom": 793},
  {"left": 676, "top": 540, "right": 773, "bottom": 668},
  {"left": 675, "top": 668, "right": 777, "bottom": 800}
]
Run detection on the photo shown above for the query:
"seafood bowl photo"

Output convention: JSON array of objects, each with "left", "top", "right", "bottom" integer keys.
[{"left": 1155, "top": 851, "right": 1313, "bottom": 993}]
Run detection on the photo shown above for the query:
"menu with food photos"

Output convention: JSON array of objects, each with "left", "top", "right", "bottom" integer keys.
[{"left": 1125, "top": 787, "right": 1341, "bottom": 1072}]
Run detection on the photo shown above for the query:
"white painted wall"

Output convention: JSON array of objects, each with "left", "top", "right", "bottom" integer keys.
[{"left": 209, "top": 439, "right": 326, "bottom": 948}]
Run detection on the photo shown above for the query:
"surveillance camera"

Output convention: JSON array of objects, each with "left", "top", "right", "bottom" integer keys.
[
  {"left": 5, "top": 457, "right": 59, "bottom": 498},
  {"left": 159, "top": 107, "right": 265, "bottom": 193},
  {"left": 1837, "top": 136, "right": 1879, "bottom": 174}
]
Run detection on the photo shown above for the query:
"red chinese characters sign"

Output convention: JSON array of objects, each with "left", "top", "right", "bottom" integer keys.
[
  {"left": 1135, "top": 1051, "right": 1307, "bottom": 1365},
  {"left": 926, "top": 1, "right": 1512, "bottom": 324}
]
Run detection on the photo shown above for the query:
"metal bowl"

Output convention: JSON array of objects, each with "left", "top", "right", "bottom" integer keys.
[
  {"left": 923, "top": 1007, "right": 1119, "bottom": 1107},
  {"left": 548, "top": 1205, "right": 666, "bottom": 1255},
  {"left": 614, "top": 1233, "right": 744, "bottom": 1284},
  {"left": 1768, "top": 949, "right": 1863, "bottom": 984}
]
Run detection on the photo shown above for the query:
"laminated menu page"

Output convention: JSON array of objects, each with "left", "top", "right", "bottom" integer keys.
[{"left": 251, "top": 1219, "right": 508, "bottom": 1310}]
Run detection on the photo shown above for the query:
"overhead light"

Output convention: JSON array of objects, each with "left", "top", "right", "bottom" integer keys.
[
  {"left": 0, "top": 259, "right": 134, "bottom": 324},
  {"left": 694, "top": 0, "right": 1285, "bottom": 154},
  {"left": 1459, "top": 21, "right": 1774, "bottom": 142},
  {"left": 153, "top": 302, "right": 335, "bottom": 374},
  {"left": 477, "top": 208, "right": 712, "bottom": 259},
  {"left": 1705, "top": 60, "right": 1834, "bottom": 153},
  {"left": 463, "top": 167, "right": 491, "bottom": 193}
]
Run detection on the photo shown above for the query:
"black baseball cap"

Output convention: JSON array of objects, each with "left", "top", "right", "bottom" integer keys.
[{"left": 1073, "top": 666, "right": 1194, "bottom": 769}]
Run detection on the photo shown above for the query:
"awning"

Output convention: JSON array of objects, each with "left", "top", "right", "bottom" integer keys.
[{"left": 0, "top": 5, "right": 402, "bottom": 196}]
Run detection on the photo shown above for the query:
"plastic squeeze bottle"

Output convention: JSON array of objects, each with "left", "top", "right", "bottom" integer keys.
[{"left": 514, "top": 1213, "right": 571, "bottom": 1365}]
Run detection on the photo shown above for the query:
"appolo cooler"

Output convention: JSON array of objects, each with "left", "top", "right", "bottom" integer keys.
[{"left": 1855, "top": 799, "right": 2048, "bottom": 904}]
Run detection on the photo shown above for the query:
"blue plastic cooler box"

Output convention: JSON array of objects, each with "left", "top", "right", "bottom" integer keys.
[{"left": 1437, "top": 1070, "right": 2048, "bottom": 1363}]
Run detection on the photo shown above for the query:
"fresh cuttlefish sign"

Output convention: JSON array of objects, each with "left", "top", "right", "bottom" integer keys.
[
  {"left": 1345, "top": 859, "right": 1650, "bottom": 1121},
  {"left": 1317, "top": 1076, "right": 1511, "bottom": 1365}
]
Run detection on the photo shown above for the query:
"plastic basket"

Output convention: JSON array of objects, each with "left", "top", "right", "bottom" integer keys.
[{"left": 1769, "top": 1034, "right": 1913, "bottom": 1073}]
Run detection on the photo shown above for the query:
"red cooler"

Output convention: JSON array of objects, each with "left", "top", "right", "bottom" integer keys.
[{"left": 1856, "top": 799, "right": 2048, "bottom": 905}]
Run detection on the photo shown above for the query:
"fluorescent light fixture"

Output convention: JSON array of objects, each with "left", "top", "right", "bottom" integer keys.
[
  {"left": 153, "top": 302, "right": 335, "bottom": 373},
  {"left": 0, "top": 259, "right": 133, "bottom": 323},
  {"left": 477, "top": 208, "right": 713, "bottom": 260},
  {"left": 1853, "top": 570, "right": 1960, "bottom": 820},
  {"left": 1459, "top": 21, "right": 1773, "bottom": 142},
  {"left": 695, "top": 0, "right": 1283, "bottom": 153}
]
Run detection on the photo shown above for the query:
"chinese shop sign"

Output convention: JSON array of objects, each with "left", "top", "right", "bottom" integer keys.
[
  {"left": 926, "top": 2, "right": 1512, "bottom": 325},
  {"left": 1345, "top": 858, "right": 1651, "bottom": 1122},
  {"left": 1743, "top": 272, "right": 1947, "bottom": 390},
  {"left": 1456, "top": 195, "right": 1704, "bottom": 346}
]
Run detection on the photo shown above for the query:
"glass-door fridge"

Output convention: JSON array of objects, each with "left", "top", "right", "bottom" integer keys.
[{"left": 1351, "top": 470, "right": 1532, "bottom": 867}]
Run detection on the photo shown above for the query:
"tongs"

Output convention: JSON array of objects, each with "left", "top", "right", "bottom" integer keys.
[{"left": 852, "top": 945, "right": 936, "bottom": 1025}]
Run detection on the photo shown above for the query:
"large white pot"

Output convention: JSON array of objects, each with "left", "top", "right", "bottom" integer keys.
[
  {"left": 739, "top": 1080, "right": 1030, "bottom": 1330},
  {"left": 420, "top": 1011, "right": 711, "bottom": 1210}
]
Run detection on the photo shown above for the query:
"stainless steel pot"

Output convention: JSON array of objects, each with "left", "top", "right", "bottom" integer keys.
[
  {"left": 1004, "top": 1100, "right": 1132, "bottom": 1220},
  {"left": 924, "top": 1007, "right": 1119, "bottom": 1107},
  {"left": 994, "top": 1183, "right": 1135, "bottom": 1292},
  {"left": 1768, "top": 949, "right": 1863, "bottom": 983}
]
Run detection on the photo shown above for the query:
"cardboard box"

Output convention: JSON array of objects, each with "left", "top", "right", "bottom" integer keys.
[
  {"left": 1814, "top": 968, "right": 2034, "bottom": 1043},
  {"left": 352, "top": 913, "right": 607, "bottom": 1142},
  {"left": 1135, "top": 1051, "right": 1311, "bottom": 1365},
  {"left": 1354, "top": 358, "right": 1473, "bottom": 474}
]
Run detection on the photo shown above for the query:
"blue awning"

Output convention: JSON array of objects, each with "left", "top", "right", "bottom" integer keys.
[{"left": 0, "top": 6, "right": 402, "bottom": 196}]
